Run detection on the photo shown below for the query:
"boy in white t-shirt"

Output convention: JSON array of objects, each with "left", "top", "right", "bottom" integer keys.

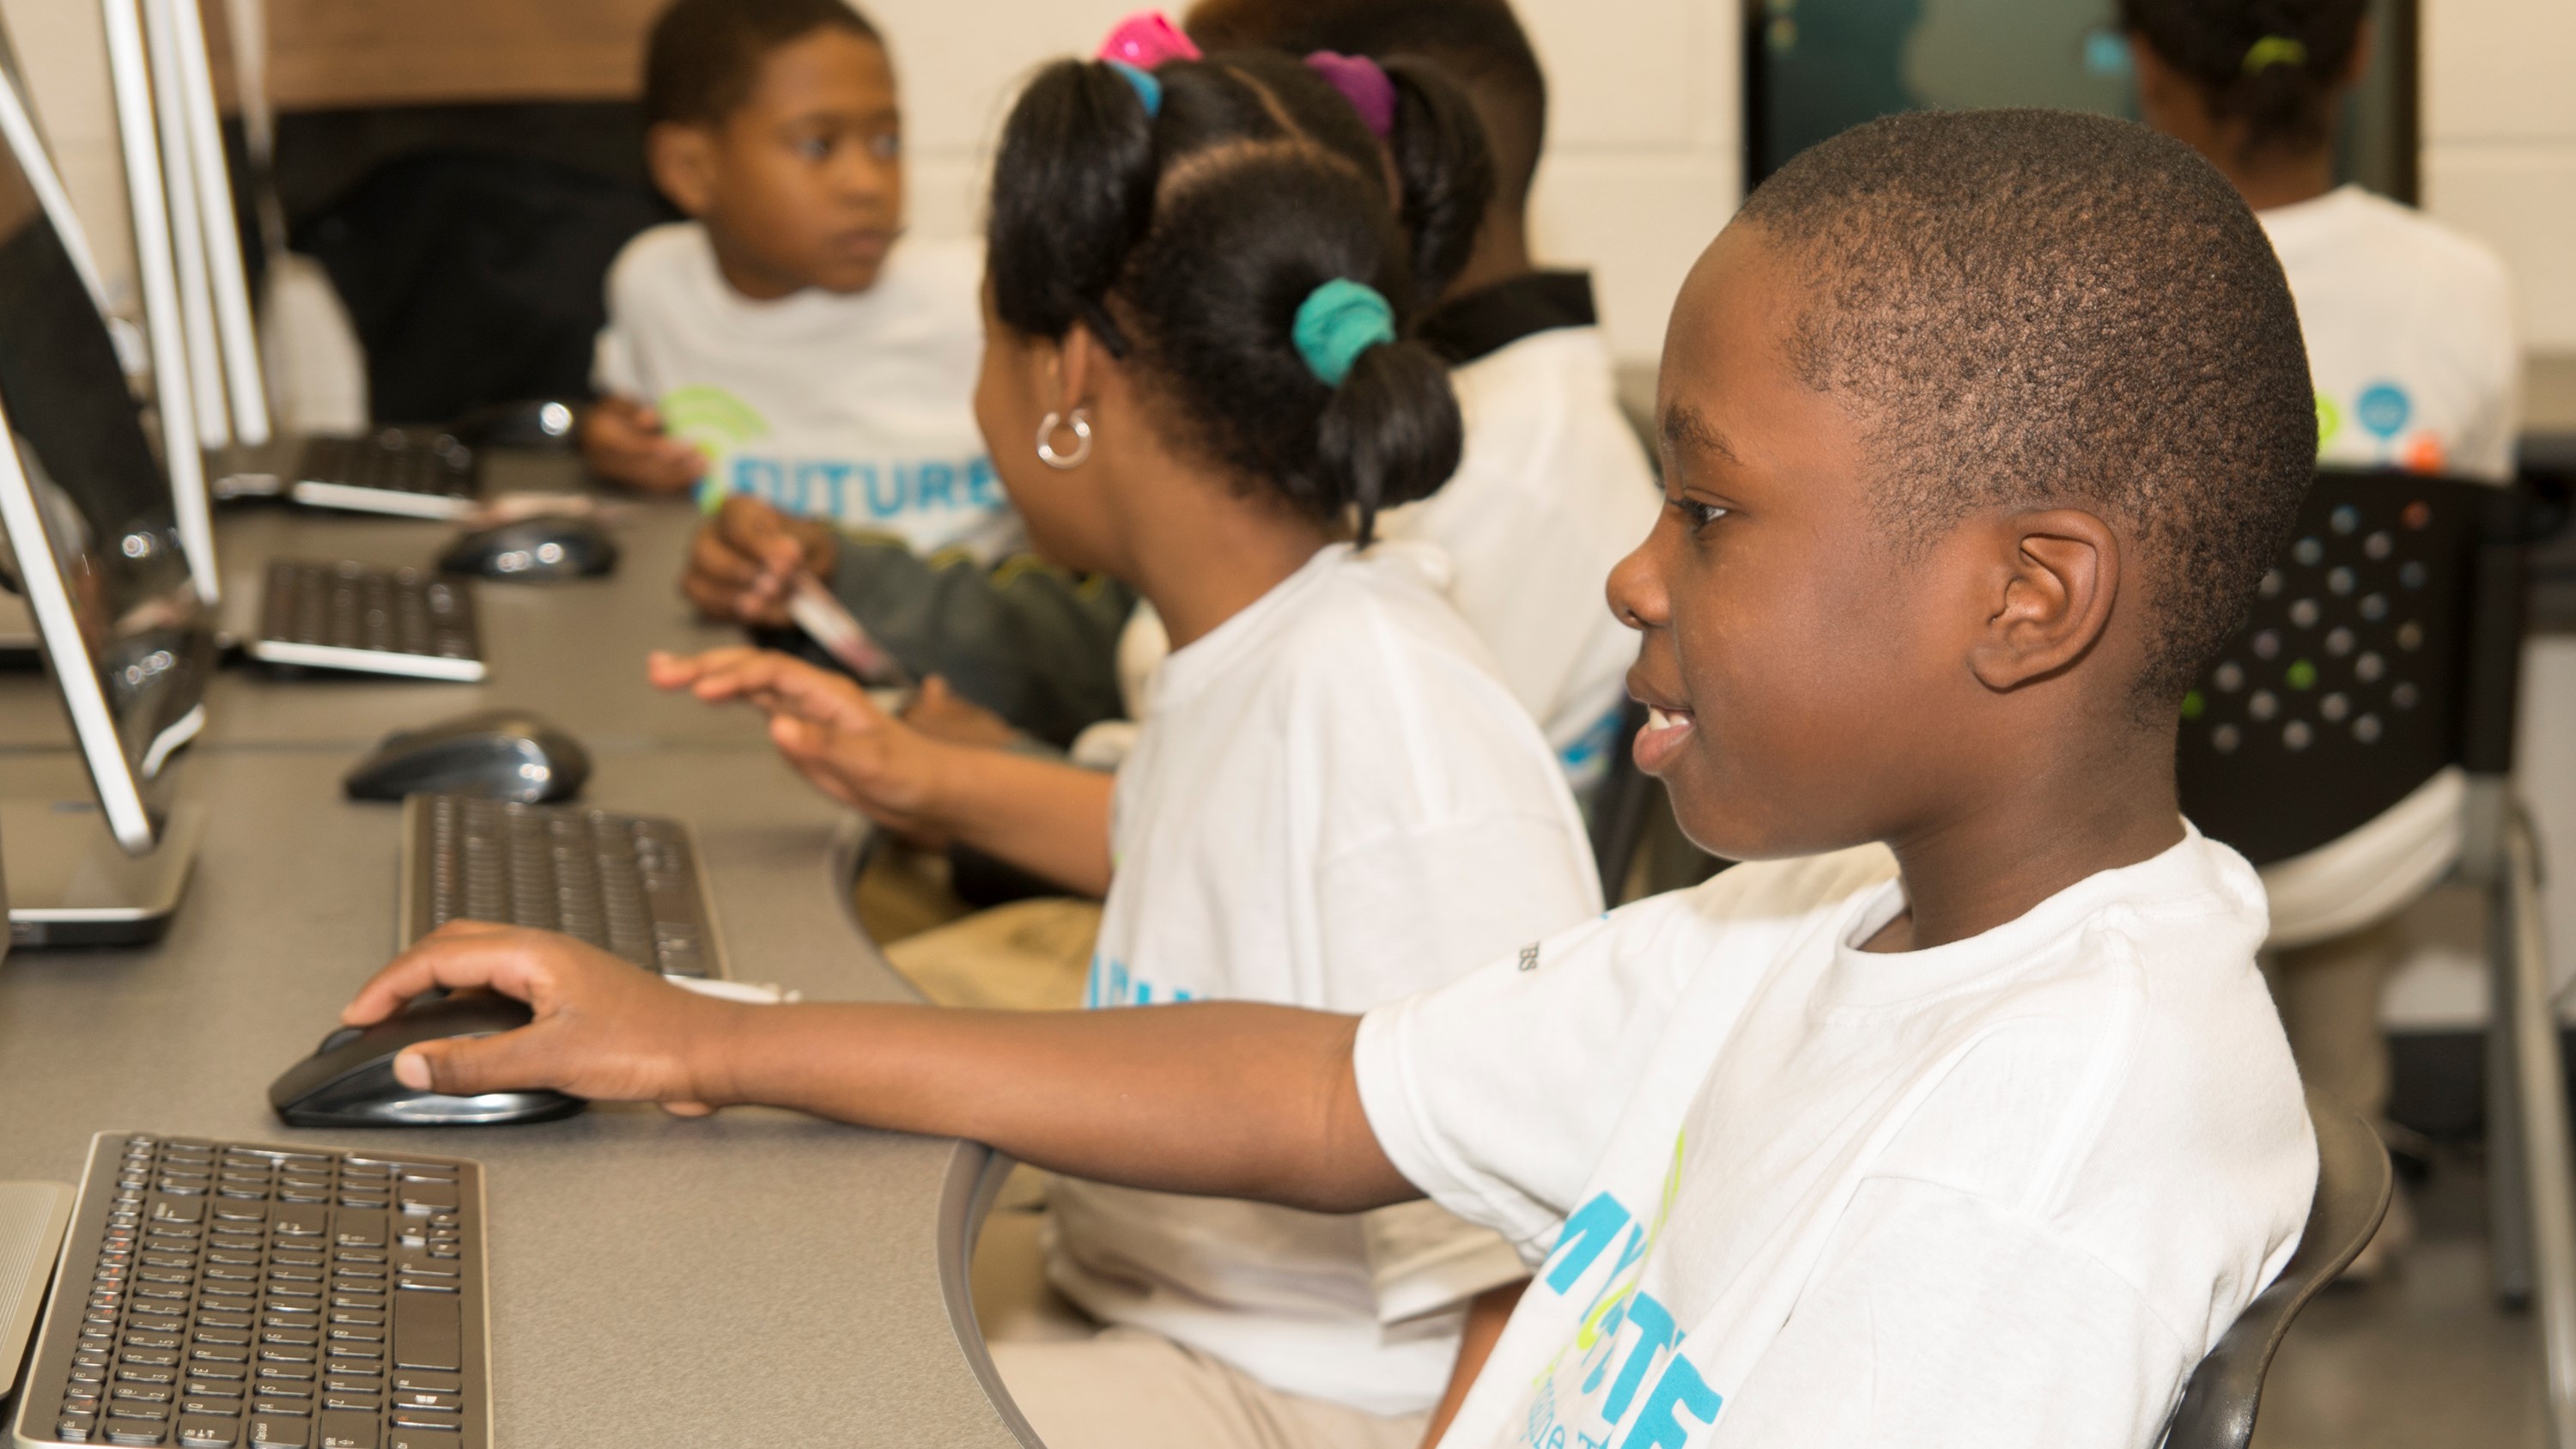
[
  {"left": 2127, "top": 0, "right": 2523, "bottom": 1273},
  {"left": 335, "top": 109, "right": 2319, "bottom": 1449},
  {"left": 582, "top": 0, "right": 1002, "bottom": 557}
]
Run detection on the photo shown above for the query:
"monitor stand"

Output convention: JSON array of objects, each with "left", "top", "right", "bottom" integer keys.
[{"left": 3, "top": 799, "right": 203, "bottom": 947}]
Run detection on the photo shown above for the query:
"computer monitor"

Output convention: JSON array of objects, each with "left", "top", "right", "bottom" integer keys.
[
  {"left": 0, "top": 65, "right": 213, "bottom": 855},
  {"left": 138, "top": 0, "right": 269, "bottom": 449},
  {"left": 1745, "top": 0, "right": 2418, "bottom": 199},
  {"left": 96, "top": 0, "right": 222, "bottom": 605}
]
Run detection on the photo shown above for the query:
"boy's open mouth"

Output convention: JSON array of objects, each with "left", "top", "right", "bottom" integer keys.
[{"left": 1635, "top": 702, "right": 1696, "bottom": 774}]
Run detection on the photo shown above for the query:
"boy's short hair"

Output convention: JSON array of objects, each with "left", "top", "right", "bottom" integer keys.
[
  {"left": 1185, "top": 0, "right": 1545, "bottom": 210},
  {"left": 644, "top": 0, "right": 883, "bottom": 129},
  {"left": 1736, "top": 108, "right": 2315, "bottom": 708}
]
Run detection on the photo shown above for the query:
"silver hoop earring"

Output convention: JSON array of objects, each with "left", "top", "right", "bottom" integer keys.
[{"left": 1036, "top": 409, "right": 1092, "bottom": 471}]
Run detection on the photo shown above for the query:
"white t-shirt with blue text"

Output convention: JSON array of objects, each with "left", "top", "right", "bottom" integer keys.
[
  {"left": 592, "top": 223, "right": 1010, "bottom": 555},
  {"left": 1050, "top": 541, "right": 1603, "bottom": 1417},
  {"left": 1357, "top": 831, "right": 2316, "bottom": 1449}
]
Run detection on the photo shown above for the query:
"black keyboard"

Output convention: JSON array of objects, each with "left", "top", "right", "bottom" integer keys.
[
  {"left": 399, "top": 795, "right": 726, "bottom": 979},
  {"left": 8, "top": 1133, "right": 488, "bottom": 1449},
  {"left": 248, "top": 563, "right": 484, "bottom": 684},
  {"left": 289, "top": 435, "right": 478, "bottom": 521}
]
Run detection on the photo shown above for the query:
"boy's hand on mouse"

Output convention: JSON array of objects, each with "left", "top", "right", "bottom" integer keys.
[
  {"left": 647, "top": 647, "right": 957, "bottom": 838},
  {"left": 579, "top": 395, "right": 708, "bottom": 495},
  {"left": 681, "top": 496, "right": 841, "bottom": 628},
  {"left": 340, "top": 921, "right": 747, "bottom": 1116}
]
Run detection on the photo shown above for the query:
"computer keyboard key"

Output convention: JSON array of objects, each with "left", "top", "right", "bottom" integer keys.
[
  {"left": 116, "top": 1381, "right": 176, "bottom": 1398},
  {"left": 247, "top": 1416, "right": 309, "bottom": 1448},
  {"left": 313, "top": 1411, "right": 377, "bottom": 1449},
  {"left": 386, "top": 1373, "right": 457, "bottom": 1397},
  {"left": 332, "top": 1211, "right": 387, "bottom": 1249},
  {"left": 272, "top": 1206, "right": 327, "bottom": 1237},
  {"left": 393, "top": 1183, "right": 456, "bottom": 1215},
  {"left": 390, "top": 1294, "right": 459, "bottom": 1372},
  {"left": 385, "top": 1432, "right": 456, "bottom": 1449},
  {"left": 59, "top": 1413, "right": 100, "bottom": 1441},
  {"left": 179, "top": 1402, "right": 242, "bottom": 1433}
]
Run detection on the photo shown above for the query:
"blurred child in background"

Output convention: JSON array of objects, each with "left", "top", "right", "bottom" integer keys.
[{"left": 585, "top": 0, "right": 1005, "bottom": 561}]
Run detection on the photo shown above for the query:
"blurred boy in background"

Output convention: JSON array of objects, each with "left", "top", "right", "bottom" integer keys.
[{"left": 586, "top": 0, "right": 1006, "bottom": 561}]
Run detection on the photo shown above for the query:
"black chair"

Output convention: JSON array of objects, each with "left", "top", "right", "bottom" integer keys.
[
  {"left": 2164, "top": 1089, "right": 2392, "bottom": 1449},
  {"left": 1587, "top": 699, "right": 1655, "bottom": 901},
  {"left": 2175, "top": 467, "right": 2576, "bottom": 1435},
  {"left": 1583, "top": 700, "right": 1728, "bottom": 905}
]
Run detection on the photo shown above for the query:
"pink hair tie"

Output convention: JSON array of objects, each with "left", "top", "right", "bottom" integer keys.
[
  {"left": 1304, "top": 52, "right": 1396, "bottom": 138},
  {"left": 1097, "top": 11, "right": 1200, "bottom": 69}
]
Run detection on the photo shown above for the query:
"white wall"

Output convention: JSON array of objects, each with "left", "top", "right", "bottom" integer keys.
[
  {"left": 0, "top": 0, "right": 1741, "bottom": 363},
  {"left": 8, "top": 1, "right": 2569, "bottom": 373},
  {"left": 879, "top": 0, "right": 1739, "bottom": 368},
  {"left": 2422, "top": 0, "right": 2576, "bottom": 359},
  {"left": 0, "top": 0, "right": 136, "bottom": 321}
]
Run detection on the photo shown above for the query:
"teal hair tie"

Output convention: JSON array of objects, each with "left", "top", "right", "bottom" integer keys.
[
  {"left": 1104, "top": 60, "right": 1163, "bottom": 117},
  {"left": 1291, "top": 278, "right": 1395, "bottom": 387},
  {"left": 2242, "top": 35, "right": 2307, "bottom": 73}
]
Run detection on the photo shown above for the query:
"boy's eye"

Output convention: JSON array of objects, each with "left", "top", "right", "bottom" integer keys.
[
  {"left": 867, "top": 133, "right": 902, "bottom": 161},
  {"left": 1675, "top": 499, "right": 1730, "bottom": 532},
  {"left": 793, "top": 136, "right": 832, "bottom": 161}
]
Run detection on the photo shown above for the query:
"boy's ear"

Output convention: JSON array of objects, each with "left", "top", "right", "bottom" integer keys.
[
  {"left": 1966, "top": 508, "right": 2123, "bottom": 693},
  {"left": 647, "top": 123, "right": 720, "bottom": 217}
]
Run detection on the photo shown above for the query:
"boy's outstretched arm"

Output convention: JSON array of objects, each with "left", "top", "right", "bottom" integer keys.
[{"left": 343, "top": 923, "right": 1417, "bottom": 1215}]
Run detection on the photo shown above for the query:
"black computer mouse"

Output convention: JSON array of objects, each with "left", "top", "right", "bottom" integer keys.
[
  {"left": 439, "top": 515, "right": 617, "bottom": 581},
  {"left": 269, "top": 990, "right": 580, "bottom": 1128},
  {"left": 343, "top": 708, "right": 591, "bottom": 803}
]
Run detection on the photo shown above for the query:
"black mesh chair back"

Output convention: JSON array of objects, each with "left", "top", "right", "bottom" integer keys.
[
  {"left": 2163, "top": 1090, "right": 2392, "bottom": 1449},
  {"left": 2178, "top": 468, "right": 2525, "bottom": 866},
  {"left": 1587, "top": 699, "right": 1655, "bottom": 902}
]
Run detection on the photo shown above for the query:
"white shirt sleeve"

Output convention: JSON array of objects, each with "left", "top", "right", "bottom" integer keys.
[
  {"left": 1354, "top": 899, "right": 1695, "bottom": 1257},
  {"left": 1708, "top": 1178, "right": 2194, "bottom": 1449},
  {"left": 1317, "top": 809, "right": 1602, "bottom": 1320},
  {"left": 590, "top": 323, "right": 640, "bottom": 401}
]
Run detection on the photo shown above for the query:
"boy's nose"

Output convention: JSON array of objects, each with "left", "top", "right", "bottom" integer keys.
[
  {"left": 831, "top": 151, "right": 896, "bottom": 202},
  {"left": 1607, "top": 520, "right": 1672, "bottom": 634}
]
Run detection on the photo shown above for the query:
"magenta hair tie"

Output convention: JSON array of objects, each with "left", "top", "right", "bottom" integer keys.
[
  {"left": 1305, "top": 51, "right": 1395, "bottom": 138},
  {"left": 1097, "top": 11, "right": 1200, "bottom": 69}
]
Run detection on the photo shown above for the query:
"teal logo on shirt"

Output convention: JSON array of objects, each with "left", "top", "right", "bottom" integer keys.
[
  {"left": 2356, "top": 382, "right": 2411, "bottom": 441},
  {"left": 1517, "top": 1145, "right": 1726, "bottom": 1449},
  {"left": 719, "top": 453, "right": 1001, "bottom": 524},
  {"left": 1084, "top": 954, "right": 1200, "bottom": 1008}
]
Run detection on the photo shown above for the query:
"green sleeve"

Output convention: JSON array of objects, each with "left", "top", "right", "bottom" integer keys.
[{"left": 827, "top": 535, "right": 1133, "bottom": 749}]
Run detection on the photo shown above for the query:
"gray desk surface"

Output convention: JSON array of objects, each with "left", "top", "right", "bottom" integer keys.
[{"left": 0, "top": 466, "right": 1033, "bottom": 1447}]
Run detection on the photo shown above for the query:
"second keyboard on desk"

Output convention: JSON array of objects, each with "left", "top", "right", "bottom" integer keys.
[
  {"left": 289, "top": 435, "right": 479, "bottom": 521},
  {"left": 248, "top": 564, "right": 484, "bottom": 684},
  {"left": 398, "top": 795, "right": 727, "bottom": 979}
]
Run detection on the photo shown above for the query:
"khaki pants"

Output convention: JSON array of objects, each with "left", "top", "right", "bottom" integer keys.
[
  {"left": 883, "top": 897, "right": 1103, "bottom": 1011},
  {"left": 2264, "top": 917, "right": 2413, "bottom": 1265},
  {"left": 993, "top": 1330, "right": 1430, "bottom": 1449},
  {"left": 2265, "top": 917, "right": 2403, "bottom": 1129},
  {"left": 977, "top": 1172, "right": 1431, "bottom": 1449}
]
